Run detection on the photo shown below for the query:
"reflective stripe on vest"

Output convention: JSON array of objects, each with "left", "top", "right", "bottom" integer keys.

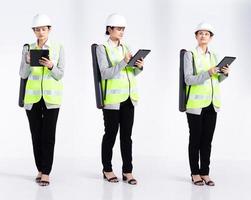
[
  {"left": 24, "top": 42, "right": 63, "bottom": 105},
  {"left": 102, "top": 42, "right": 139, "bottom": 105},
  {"left": 28, "top": 74, "right": 56, "bottom": 81},
  {"left": 186, "top": 49, "right": 221, "bottom": 109}
]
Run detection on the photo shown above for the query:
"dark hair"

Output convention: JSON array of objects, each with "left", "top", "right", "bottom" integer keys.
[
  {"left": 105, "top": 26, "right": 114, "bottom": 35},
  {"left": 195, "top": 30, "right": 214, "bottom": 37}
]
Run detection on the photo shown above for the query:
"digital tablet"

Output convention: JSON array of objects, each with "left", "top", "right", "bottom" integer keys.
[
  {"left": 127, "top": 49, "right": 151, "bottom": 67},
  {"left": 30, "top": 49, "right": 49, "bottom": 66},
  {"left": 216, "top": 56, "right": 236, "bottom": 72}
]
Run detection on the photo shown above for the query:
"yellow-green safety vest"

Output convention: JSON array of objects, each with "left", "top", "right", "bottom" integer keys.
[
  {"left": 24, "top": 42, "right": 63, "bottom": 105},
  {"left": 102, "top": 42, "right": 139, "bottom": 105},
  {"left": 186, "top": 49, "right": 221, "bottom": 109}
]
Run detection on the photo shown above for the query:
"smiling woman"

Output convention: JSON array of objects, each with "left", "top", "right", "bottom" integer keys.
[{"left": 19, "top": 13, "right": 65, "bottom": 187}]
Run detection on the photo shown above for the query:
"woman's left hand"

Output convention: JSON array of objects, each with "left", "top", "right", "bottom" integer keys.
[
  {"left": 39, "top": 57, "right": 54, "bottom": 69},
  {"left": 135, "top": 58, "right": 144, "bottom": 69},
  {"left": 221, "top": 65, "right": 230, "bottom": 76}
]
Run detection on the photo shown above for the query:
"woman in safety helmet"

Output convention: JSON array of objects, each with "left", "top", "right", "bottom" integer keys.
[
  {"left": 19, "top": 14, "right": 65, "bottom": 186},
  {"left": 96, "top": 13, "right": 144, "bottom": 185},
  {"left": 184, "top": 22, "right": 229, "bottom": 186}
]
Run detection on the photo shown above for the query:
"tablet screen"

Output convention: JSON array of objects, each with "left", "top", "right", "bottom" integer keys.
[
  {"left": 30, "top": 49, "right": 49, "bottom": 66},
  {"left": 216, "top": 56, "right": 236, "bottom": 69},
  {"left": 127, "top": 49, "right": 151, "bottom": 67}
]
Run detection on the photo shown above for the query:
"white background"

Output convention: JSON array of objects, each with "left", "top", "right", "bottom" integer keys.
[
  {"left": 1, "top": 1, "right": 251, "bottom": 200},
  {"left": 0, "top": 0, "right": 250, "bottom": 164}
]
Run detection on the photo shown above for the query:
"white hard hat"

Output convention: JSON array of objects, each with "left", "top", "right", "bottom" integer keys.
[
  {"left": 32, "top": 14, "right": 52, "bottom": 28},
  {"left": 195, "top": 22, "right": 214, "bottom": 35},
  {"left": 106, "top": 13, "right": 127, "bottom": 27}
]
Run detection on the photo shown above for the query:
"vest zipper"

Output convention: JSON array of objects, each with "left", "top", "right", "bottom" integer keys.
[
  {"left": 41, "top": 67, "right": 44, "bottom": 98},
  {"left": 122, "top": 45, "right": 131, "bottom": 98},
  {"left": 210, "top": 54, "right": 214, "bottom": 105},
  {"left": 125, "top": 67, "right": 131, "bottom": 97},
  {"left": 210, "top": 77, "right": 214, "bottom": 104}
]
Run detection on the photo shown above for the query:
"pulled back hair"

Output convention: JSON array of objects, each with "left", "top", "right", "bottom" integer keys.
[{"left": 105, "top": 26, "right": 114, "bottom": 35}]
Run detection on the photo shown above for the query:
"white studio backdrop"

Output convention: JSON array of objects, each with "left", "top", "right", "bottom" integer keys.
[{"left": 0, "top": 0, "right": 250, "bottom": 163}]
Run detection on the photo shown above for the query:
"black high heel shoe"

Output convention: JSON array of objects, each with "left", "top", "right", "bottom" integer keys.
[
  {"left": 191, "top": 175, "right": 204, "bottom": 186},
  {"left": 39, "top": 180, "right": 50, "bottom": 186},
  {"left": 35, "top": 172, "right": 42, "bottom": 183},
  {"left": 102, "top": 171, "right": 119, "bottom": 183},
  {"left": 201, "top": 177, "right": 215, "bottom": 186},
  {"left": 35, "top": 177, "right": 41, "bottom": 183},
  {"left": 122, "top": 173, "right": 137, "bottom": 185},
  {"left": 39, "top": 175, "right": 50, "bottom": 186}
]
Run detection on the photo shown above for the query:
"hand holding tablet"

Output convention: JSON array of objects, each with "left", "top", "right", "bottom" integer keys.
[
  {"left": 30, "top": 49, "right": 49, "bottom": 66},
  {"left": 216, "top": 56, "right": 236, "bottom": 73},
  {"left": 127, "top": 49, "right": 151, "bottom": 67}
]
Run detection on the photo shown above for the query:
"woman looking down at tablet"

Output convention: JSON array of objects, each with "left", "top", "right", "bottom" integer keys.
[
  {"left": 19, "top": 14, "right": 65, "bottom": 186},
  {"left": 184, "top": 22, "right": 229, "bottom": 186},
  {"left": 96, "top": 13, "right": 144, "bottom": 185}
]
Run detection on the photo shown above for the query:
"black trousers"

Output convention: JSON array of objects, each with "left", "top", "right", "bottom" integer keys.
[
  {"left": 102, "top": 98, "right": 134, "bottom": 173},
  {"left": 186, "top": 104, "right": 217, "bottom": 175},
  {"left": 26, "top": 98, "right": 59, "bottom": 175}
]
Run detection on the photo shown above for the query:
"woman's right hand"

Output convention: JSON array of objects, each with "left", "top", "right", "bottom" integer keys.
[
  {"left": 124, "top": 52, "right": 132, "bottom": 64},
  {"left": 26, "top": 52, "right": 31, "bottom": 64},
  {"left": 208, "top": 66, "right": 218, "bottom": 76}
]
